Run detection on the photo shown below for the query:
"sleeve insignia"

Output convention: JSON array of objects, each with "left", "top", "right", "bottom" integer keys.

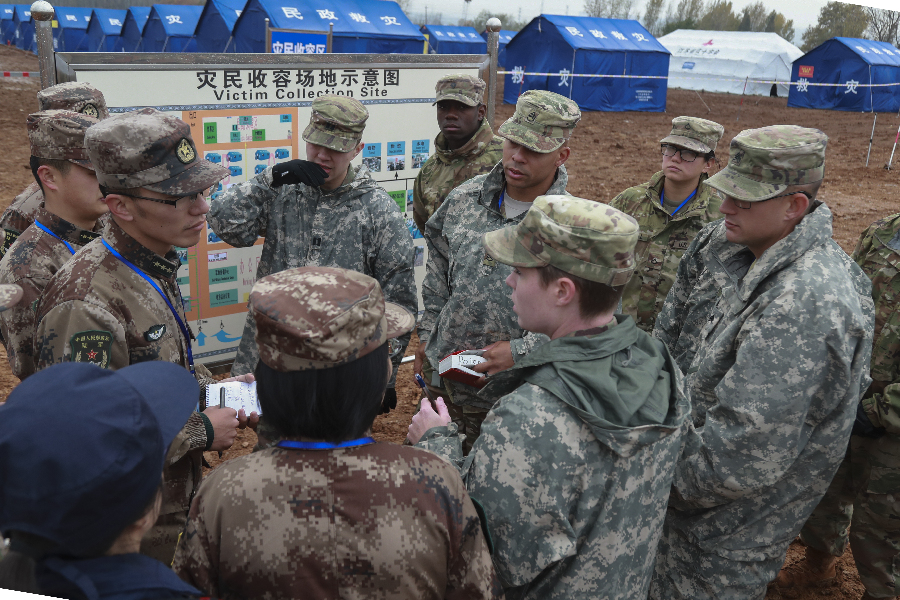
[
  {"left": 1, "top": 229, "right": 20, "bottom": 258},
  {"left": 70, "top": 330, "right": 113, "bottom": 368},
  {"left": 144, "top": 324, "right": 166, "bottom": 341}
]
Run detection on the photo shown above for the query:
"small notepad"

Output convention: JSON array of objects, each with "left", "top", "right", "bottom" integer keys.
[{"left": 205, "top": 381, "right": 262, "bottom": 415}]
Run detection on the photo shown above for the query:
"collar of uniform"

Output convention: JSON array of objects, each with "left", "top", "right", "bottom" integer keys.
[
  {"left": 561, "top": 318, "right": 617, "bottom": 339},
  {"left": 434, "top": 120, "right": 496, "bottom": 161},
  {"left": 35, "top": 204, "right": 101, "bottom": 248},
  {"left": 483, "top": 162, "right": 569, "bottom": 216},
  {"left": 651, "top": 171, "right": 713, "bottom": 220},
  {"left": 103, "top": 220, "right": 180, "bottom": 281},
  {"left": 317, "top": 165, "right": 357, "bottom": 198}
]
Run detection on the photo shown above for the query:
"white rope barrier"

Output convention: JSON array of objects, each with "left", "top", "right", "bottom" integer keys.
[{"left": 496, "top": 70, "right": 900, "bottom": 88}]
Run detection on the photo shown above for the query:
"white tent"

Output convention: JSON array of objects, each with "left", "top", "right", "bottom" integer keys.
[{"left": 658, "top": 30, "right": 803, "bottom": 96}]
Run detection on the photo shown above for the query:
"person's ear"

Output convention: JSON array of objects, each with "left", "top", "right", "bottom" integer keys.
[
  {"left": 785, "top": 192, "right": 810, "bottom": 221},
  {"left": 477, "top": 104, "right": 486, "bottom": 121},
  {"left": 36, "top": 165, "right": 59, "bottom": 192},
  {"left": 556, "top": 146, "right": 571, "bottom": 168},
  {"left": 556, "top": 277, "right": 578, "bottom": 308},
  {"left": 105, "top": 193, "right": 136, "bottom": 222},
  {"left": 350, "top": 142, "right": 365, "bottom": 161}
]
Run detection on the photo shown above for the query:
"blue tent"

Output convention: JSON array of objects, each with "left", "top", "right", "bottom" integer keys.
[
  {"left": 503, "top": 15, "right": 669, "bottom": 112},
  {"left": 481, "top": 28, "right": 516, "bottom": 65},
  {"left": 787, "top": 37, "right": 900, "bottom": 113},
  {"left": 141, "top": 4, "right": 201, "bottom": 52},
  {"left": 195, "top": 0, "right": 246, "bottom": 52},
  {"left": 1, "top": 5, "right": 16, "bottom": 45},
  {"left": 85, "top": 9, "right": 127, "bottom": 51},
  {"left": 420, "top": 25, "right": 485, "bottom": 54},
  {"left": 119, "top": 6, "right": 150, "bottom": 51},
  {"left": 52, "top": 6, "right": 92, "bottom": 51},
  {"left": 13, "top": 4, "right": 33, "bottom": 52},
  {"left": 232, "top": 0, "right": 425, "bottom": 54}
]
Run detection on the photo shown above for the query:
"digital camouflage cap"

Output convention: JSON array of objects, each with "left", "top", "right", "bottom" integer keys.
[
  {"left": 302, "top": 95, "right": 368, "bottom": 153},
  {"left": 660, "top": 116, "right": 724, "bottom": 155},
  {"left": 251, "top": 267, "right": 415, "bottom": 372},
  {"left": 36, "top": 81, "right": 109, "bottom": 120},
  {"left": 85, "top": 107, "right": 228, "bottom": 196},
  {"left": 706, "top": 125, "right": 828, "bottom": 202},
  {"left": 497, "top": 90, "right": 581, "bottom": 153},
  {"left": 27, "top": 109, "right": 99, "bottom": 169},
  {"left": 483, "top": 195, "right": 638, "bottom": 286},
  {"left": 434, "top": 74, "right": 485, "bottom": 107}
]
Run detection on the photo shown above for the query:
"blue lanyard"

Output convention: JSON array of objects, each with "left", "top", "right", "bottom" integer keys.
[
  {"left": 34, "top": 221, "right": 75, "bottom": 255},
  {"left": 498, "top": 188, "right": 505, "bottom": 211},
  {"left": 661, "top": 187, "right": 698, "bottom": 216},
  {"left": 101, "top": 238, "right": 195, "bottom": 375},
  {"left": 277, "top": 437, "right": 375, "bottom": 450}
]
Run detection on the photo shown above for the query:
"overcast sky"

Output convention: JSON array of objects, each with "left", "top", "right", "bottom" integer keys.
[{"left": 406, "top": 0, "right": 891, "bottom": 46}]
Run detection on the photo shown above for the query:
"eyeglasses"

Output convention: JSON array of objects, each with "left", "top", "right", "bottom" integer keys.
[
  {"left": 727, "top": 190, "right": 812, "bottom": 209},
  {"left": 101, "top": 185, "right": 215, "bottom": 208},
  {"left": 661, "top": 144, "right": 700, "bottom": 163}
]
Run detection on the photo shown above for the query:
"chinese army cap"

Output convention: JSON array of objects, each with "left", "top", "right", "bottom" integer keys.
[
  {"left": 483, "top": 195, "right": 638, "bottom": 286},
  {"left": 36, "top": 81, "right": 109, "bottom": 120},
  {"left": 706, "top": 125, "right": 827, "bottom": 202},
  {"left": 0, "top": 362, "right": 198, "bottom": 558},
  {"left": 302, "top": 95, "right": 369, "bottom": 153},
  {"left": 251, "top": 266, "right": 415, "bottom": 372},
  {"left": 497, "top": 90, "right": 581, "bottom": 153},
  {"left": 85, "top": 107, "right": 228, "bottom": 196},
  {"left": 660, "top": 116, "right": 724, "bottom": 155},
  {"left": 434, "top": 74, "right": 485, "bottom": 107},
  {"left": 27, "top": 110, "right": 99, "bottom": 169}
]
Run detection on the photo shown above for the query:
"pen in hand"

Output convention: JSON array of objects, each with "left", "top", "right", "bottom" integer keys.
[{"left": 414, "top": 373, "right": 436, "bottom": 406}]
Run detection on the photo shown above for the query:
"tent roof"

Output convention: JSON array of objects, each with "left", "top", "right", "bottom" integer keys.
[
  {"left": 253, "top": 0, "right": 422, "bottom": 39},
  {"left": 125, "top": 5, "right": 151, "bottom": 31},
  {"left": 522, "top": 14, "right": 668, "bottom": 53},
  {"left": 658, "top": 29, "right": 801, "bottom": 63},
  {"left": 148, "top": 4, "right": 202, "bottom": 36},
  {"left": 1, "top": 5, "right": 14, "bottom": 21},
  {"left": 421, "top": 24, "right": 483, "bottom": 43},
  {"left": 90, "top": 8, "right": 127, "bottom": 35},
  {"left": 201, "top": 0, "right": 246, "bottom": 31},
  {"left": 480, "top": 28, "right": 516, "bottom": 44},
  {"left": 13, "top": 5, "right": 30, "bottom": 22},
  {"left": 830, "top": 37, "right": 900, "bottom": 66},
  {"left": 54, "top": 6, "right": 92, "bottom": 30}
]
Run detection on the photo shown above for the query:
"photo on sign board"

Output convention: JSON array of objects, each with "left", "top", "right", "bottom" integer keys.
[
  {"left": 362, "top": 156, "right": 381, "bottom": 172},
  {"left": 412, "top": 153, "right": 428, "bottom": 169},
  {"left": 387, "top": 157, "right": 405, "bottom": 171},
  {"left": 414, "top": 245, "right": 425, "bottom": 266}
]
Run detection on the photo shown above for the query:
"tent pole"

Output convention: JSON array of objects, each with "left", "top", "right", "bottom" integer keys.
[
  {"left": 885, "top": 124, "right": 899, "bottom": 170},
  {"left": 736, "top": 76, "right": 748, "bottom": 121},
  {"left": 866, "top": 113, "right": 877, "bottom": 167},
  {"left": 695, "top": 91, "right": 710, "bottom": 113},
  {"left": 569, "top": 49, "right": 576, "bottom": 100},
  {"left": 264, "top": 18, "right": 270, "bottom": 53}
]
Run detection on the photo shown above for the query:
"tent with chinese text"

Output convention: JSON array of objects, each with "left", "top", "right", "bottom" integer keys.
[
  {"left": 481, "top": 28, "right": 516, "bottom": 65},
  {"left": 658, "top": 29, "right": 802, "bottom": 96},
  {"left": 231, "top": 0, "right": 425, "bottom": 54},
  {"left": 195, "top": 0, "right": 246, "bottom": 52},
  {"left": 52, "top": 6, "right": 92, "bottom": 51},
  {"left": 119, "top": 6, "right": 151, "bottom": 51},
  {"left": 787, "top": 37, "right": 900, "bottom": 113},
  {"left": 141, "top": 4, "right": 201, "bottom": 52},
  {"left": 420, "top": 25, "right": 485, "bottom": 54},
  {"left": 13, "top": 4, "right": 34, "bottom": 52},
  {"left": 85, "top": 9, "right": 127, "bottom": 51},
  {"left": 503, "top": 15, "right": 669, "bottom": 112}
]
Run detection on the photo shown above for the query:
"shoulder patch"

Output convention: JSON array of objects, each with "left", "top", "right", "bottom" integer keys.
[
  {"left": 70, "top": 330, "right": 113, "bottom": 368},
  {"left": 144, "top": 324, "right": 166, "bottom": 341},
  {"left": 1, "top": 229, "right": 20, "bottom": 257}
]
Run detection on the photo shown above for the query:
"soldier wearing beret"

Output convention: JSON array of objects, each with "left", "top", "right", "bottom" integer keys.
[
  {"left": 0, "top": 110, "right": 106, "bottom": 380},
  {"left": 208, "top": 94, "right": 416, "bottom": 422},
  {"left": 413, "top": 89, "right": 580, "bottom": 454},
  {"left": 411, "top": 74, "right": 503, "bottom": 233},
  {"left": 649, "top": 126, "right": 874, "bottom": 599},
  {"left": 173, "top": 266, "right": 500, "bottom": 600},
  {"left": 1, "top": 82, "right": 110, "bottom": 257},
  {"left": 408, "top": 196, "right": 689, "bottom": 599},
  {"left": 33, "top": 108, "right": 252, "bottom": 564},
  {"left": 609, "top": 116, "right": 724, "bottom": 332}
]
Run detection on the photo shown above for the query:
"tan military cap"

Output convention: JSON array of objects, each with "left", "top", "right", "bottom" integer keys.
[
  {"left": 27, "top": 109, "right": 99, "bottom": 169},
  {"left": 37, "top": 81, "right": 109, "bottom": 120},
  {"left": 302, "top": 95, "right": 368, "bottom": 153},
  {"left": 660, "top": 116, "right": 724, "bottom": 155},
  {"left": 434, "top": 74, "right": 485, "bottom": 107},
  {"left": 497, "top": 90, "right": 581, "bottom": 153}
]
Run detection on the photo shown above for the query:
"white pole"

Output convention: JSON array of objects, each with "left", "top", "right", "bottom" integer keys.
[{"left": 866, "top": 113, "right": 877, "bottom": 167}]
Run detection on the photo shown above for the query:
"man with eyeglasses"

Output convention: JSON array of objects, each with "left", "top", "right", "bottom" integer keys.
[
  {"left": 609, "top": 116, "right": 724, "bottom": 332},
  {"left": 33, "top": 108, "right": 253, "bottom": 565},
  {"left": 649, "top": 125, "right": 875, "bottom": 599}
]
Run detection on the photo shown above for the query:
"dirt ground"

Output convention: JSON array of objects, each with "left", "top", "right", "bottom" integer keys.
[{"left": 3, "top": 43, "right": 899, "bottom": 598}]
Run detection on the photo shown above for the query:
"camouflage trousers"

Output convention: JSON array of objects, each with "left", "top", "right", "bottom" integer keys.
[
  {"left": 141, "top": 510, "right": 187, "bottom": 566},
  {"left": 799, "top": 434, "right": 900, "bottom": 598},
  {"left": 649, "top": 510, "right": 779, "bottom": 600}
]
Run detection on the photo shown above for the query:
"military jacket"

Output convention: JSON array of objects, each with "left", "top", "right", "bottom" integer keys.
[
  {"left": 207, "top": 164, "right": 416, "bottom": 376},
  {"left": 173, "top": 442, "right": 501, "bottom": 600},
  {"left": 418, "top": 317, "right": 690, "bottom": 599},
  {"left": 412, "top": 120, "right": 504, "bottom": 233},
  {"left": 660, "top": 203, "right": 874, "bottom": 563},
  {"left": 419, "top": 163, "right": 562, "bottom": 409},
  {"left": 610, "top": 171, "right": 722, "bottom": 332},
  {"left": 0, "top": 205, "right": 100, "bottom": 380}
]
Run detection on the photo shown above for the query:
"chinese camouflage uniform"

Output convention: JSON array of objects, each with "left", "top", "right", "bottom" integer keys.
[
  {"left": 649, "top": 126, "right": 875, "bottom": 600},
  {"left": 797, "top": 212, "right": 900, "bottom": 598}
]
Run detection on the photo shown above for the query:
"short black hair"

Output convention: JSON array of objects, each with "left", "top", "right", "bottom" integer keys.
[
  {"left": 537, "top": 264, "right": 623, "bottom": 318},
  {"left": 29, "top": 155, "right": 71, "bottom": 194},
  {"left": 254, "top": 343, "right": 390, "bottom": 442}
]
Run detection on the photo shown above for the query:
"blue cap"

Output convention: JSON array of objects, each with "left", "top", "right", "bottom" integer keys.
[{"left": 0, "top": 362, "right": 198, "bottom": 557}]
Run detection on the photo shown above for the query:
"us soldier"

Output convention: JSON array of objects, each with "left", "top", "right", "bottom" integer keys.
[
  {"left": 408, "top": 196, "right": 690, "bottom": 598},
  {"left": 411, "top": 74, "right": 503, "bottom": 233},
  {"left": 649, "top": 126, "right": 874, "bottom": 599},
  {"left": 33, "top": 108, "right": 251, "bottom": 564},
  {"left": 173, "top": 267, "right": 500, "bottom": 600},
  {"left": 0, "top": 110, "right": 106, "bottom": 380},
  {"left": 609, "top": 116, "right": 724, "bottom": 332},
  {"left": 1, "top": 81, "right": 109, "bottom": 257},
  {"left": 208, "top": 95, "right": 416, "bottom": 420},
  {"left": 775, "top": 213, "right": 900, "bottom": 600},
  {"left": 413, "top": 89, "right": 580, "bottom": 454}
]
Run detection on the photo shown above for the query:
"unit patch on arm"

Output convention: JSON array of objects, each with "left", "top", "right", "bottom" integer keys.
[{"left": 70, "top": 330, "right": 113, "bottom": 368}]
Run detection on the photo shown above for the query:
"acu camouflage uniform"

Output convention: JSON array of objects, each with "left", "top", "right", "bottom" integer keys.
[
  {"left": 649, "top": 126, "right": 875, "bottom": 600},
  {"left": 797, "top": 212, "right": 900, "bottom": 598},
  {"left": 412, "top": 74, "right": 504, "bottom": 233}
]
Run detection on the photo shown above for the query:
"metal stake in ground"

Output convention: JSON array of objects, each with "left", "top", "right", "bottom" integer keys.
[
  {"left": 695, "top": 91, "right": 710, "bottom": 113},
  {"left": 736, "top": 76, "right": 749, "bottom": 121},
  {"left": 886, "top": 124, "right": 900, "bottom": 170},
  {"left": 866, "top": 113, "right": 877, "bottom": 167}
]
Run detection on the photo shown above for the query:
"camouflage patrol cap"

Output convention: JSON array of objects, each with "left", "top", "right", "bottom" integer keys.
[
  {"left": 251, "top": 267, "right": 415, "bottom": 372},
  {"left": 660, "top": 116, "right": 724, "bottom": 155},
  {"left": 0, "top": 284, "right": 23, "bottom": 312},
  {"left": 302, "top": 95, "right": 368, "bottom": 153},
  {"left": 36, "top": 81, "right": 109, "bottom": 120},
  {"left": 497, "top": 90, "right": 581, "bottom": 153},
  {"left": 434, "top": 74, "right": 485, "bottom": 107},
  {"left": 85, "top": 107, "right": 228, "bottom": 196},
  {"left": 706, "top": 125, "right": 828, "bottom": 202},
  {"left": 27, "top": 109, "right": 99, "bottom": 169},
  {"left": 483, "top": 195, "right": 638, "bottom": 286}
]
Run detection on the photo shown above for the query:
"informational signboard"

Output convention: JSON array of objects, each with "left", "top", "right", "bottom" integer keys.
[
  {"left": 268, "top": 29, "right": 329, "bottom": 54},
  {"left": 54, "top": 52, "right": 489, "bottom": 370}
]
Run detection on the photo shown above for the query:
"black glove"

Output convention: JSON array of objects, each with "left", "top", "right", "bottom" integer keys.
[
  {"left": 381, "top": 388, "right": 398, "bottom": 415},
  {"left": 271, "top": 160, "right": 327, "bottom": 188},
  {"left": 852, "top": 401, "right": 885, "bottom": 438}
]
